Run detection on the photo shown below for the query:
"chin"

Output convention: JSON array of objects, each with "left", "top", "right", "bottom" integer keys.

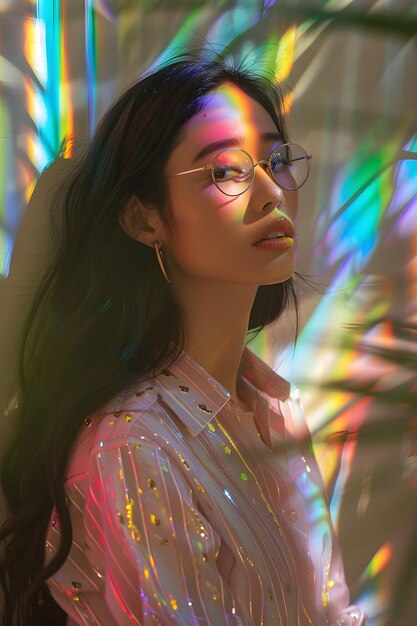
[
  {"left": 259, "top": 267, "right": 296, "bottom": 286},
  {"left": 273, "top": 261, "right": 297, "bottom": 283}
]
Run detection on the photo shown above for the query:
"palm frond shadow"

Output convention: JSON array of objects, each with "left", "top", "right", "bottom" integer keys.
[{"left": 297, "top": 317, "right": 417, "bottom": 621}]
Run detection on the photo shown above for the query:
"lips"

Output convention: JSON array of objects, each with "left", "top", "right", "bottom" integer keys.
[{"left": 253, "top": 216, "right": 295, "bottom": 245}]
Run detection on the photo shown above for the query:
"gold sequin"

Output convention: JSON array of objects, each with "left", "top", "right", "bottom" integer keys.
[
  {"left": 72, "top": 595, "right": 80, "bottom": 602},
  {"left": 207, "top": 423, "right": 216, "bottom": 432},
  {"left": 178, "top": 454, "right": 190, "bottom": 470},
  {"left": 126, "top": 500, "right": 133, "bottom": 528},
  {"left": 148, "top": 478, "right": 157, "bottom": 490},
  {"left": 193, "top": 478, "right": 206, "bottom": 493},
  {"left": 322, "top": 585, "right": 329, "bottom": 607},
  {"left": 150, "top": 514, "right": 161, "bottom": 526},
  {"left": 125, "top": 414, "right": 132, "bottom": 422}
]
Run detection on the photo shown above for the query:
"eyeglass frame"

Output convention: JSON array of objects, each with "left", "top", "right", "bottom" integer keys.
[{"left": 166, "top": 142, "right": 313, "bottom": 196}]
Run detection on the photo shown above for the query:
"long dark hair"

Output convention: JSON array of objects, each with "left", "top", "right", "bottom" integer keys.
[{"left": 0, "top": 48, "right": 311, "bottom": 625}]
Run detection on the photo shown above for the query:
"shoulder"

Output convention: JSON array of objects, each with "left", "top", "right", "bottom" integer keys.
[
  {"left": 66, "top": 377, "right": 163, "bottom": 480},
  {"left": 93, "top": 377, "right": 160, "bottom": 445}
]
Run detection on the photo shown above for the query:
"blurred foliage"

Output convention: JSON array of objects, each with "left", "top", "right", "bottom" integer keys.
[{"left": 141, "top": 0, "right": 417, "bottom": 37}]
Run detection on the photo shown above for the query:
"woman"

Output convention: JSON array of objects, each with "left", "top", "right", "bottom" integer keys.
[{"left": 0, "top": 50, "right": 365, "bottom": 625}]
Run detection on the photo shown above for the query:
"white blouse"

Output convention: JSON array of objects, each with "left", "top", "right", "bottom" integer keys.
[{"left": 44, "top": 345, "right": 365, "bottom": 626}]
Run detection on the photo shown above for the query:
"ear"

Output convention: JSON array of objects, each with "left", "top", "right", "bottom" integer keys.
[{"left": 118, "top": 196, "right": 164, "bottom": 247}]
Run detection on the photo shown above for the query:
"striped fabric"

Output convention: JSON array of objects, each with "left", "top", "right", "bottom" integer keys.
[{"left": 44, "top": 345, "right": 365, "bottom": 626}]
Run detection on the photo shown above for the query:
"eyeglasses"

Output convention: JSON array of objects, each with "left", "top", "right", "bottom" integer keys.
[{"left": 166, "top": 142, "right": 313, "bottom": 196}]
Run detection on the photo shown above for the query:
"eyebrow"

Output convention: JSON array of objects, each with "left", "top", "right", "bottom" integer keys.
[{"left": 192, "top": 132, "right": 284, "bottom": 163}]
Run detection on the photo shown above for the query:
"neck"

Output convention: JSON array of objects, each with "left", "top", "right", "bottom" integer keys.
[{"left": 171, "top": 276, "right": 258, "bottom": 403}]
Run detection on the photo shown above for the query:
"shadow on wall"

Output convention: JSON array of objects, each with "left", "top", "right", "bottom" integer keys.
[{"left": 0, "top": 157, "right": 74, "bottom": 541}]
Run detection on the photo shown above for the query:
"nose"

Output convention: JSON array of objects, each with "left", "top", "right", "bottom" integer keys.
[{"left": 253, "top": 161, "right": 286, "bottom": 208}]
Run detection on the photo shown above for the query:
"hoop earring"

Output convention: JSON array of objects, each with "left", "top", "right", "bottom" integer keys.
[{"left": 153, "top": 240, "right": 171, "bottom": 284}]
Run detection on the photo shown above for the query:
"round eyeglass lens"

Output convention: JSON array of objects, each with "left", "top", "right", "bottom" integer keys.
[
  {"left": 212, "top": 149, "right": 254, "bottom": 196},
  {"left": 269, "top": 143, "right": 309, "bottom": 190}
]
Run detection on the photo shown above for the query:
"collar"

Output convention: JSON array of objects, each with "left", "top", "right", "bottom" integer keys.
[{"left": 154, "top": 345, "right": 291, "bottom": 440}]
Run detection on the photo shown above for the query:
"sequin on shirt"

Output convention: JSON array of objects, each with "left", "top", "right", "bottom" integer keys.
[{"left": 44, "top": 345, "right": 366, "bottom": 626}]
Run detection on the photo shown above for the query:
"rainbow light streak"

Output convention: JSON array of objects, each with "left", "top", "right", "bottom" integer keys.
[
  {"left": 23, "top": 12, "right": 46, "bottom": 201},
  {"left": 204, "top": 2, "right": 260, "bottom": 52},
  {"left": 275, "top": 26, "right": 296, "bottom": 112},
  {"left": 354, "top": 542, "right": 392, "bottom": 621},
  {"left": 285, "top": 126, "right": 411, "bottom": 474},
  {"left": 361, "top": 542, "right": 392, "bottom": 581},
  {"left": 292, "top": 459, "right": 333, "bottom": 608},
  {"left": 108, "top": 573, "right": 138, "bottom": 624},
  {"left": 406, "top": 145, "right": 417, "bottom": 316},
  {"left": 387, "top": 134, "right": 417, "bottom": 237},
  {"left": 0, "top": 97, "right": 15, "bottom": 278},
  {"left": 255, "top": 27, "right": 296, "bottom": 115},
  {"left": 85, "top": 0, "right": 98, "bottom": 135},
  {"left": 2, "top": 0, "right": 76, "bottom": 277},
  {"left": 93, "top": 0, "right": 118, "bottom": 24},
  {"left": 23, "top": 0, "right": 74, "bottom": 187},
  {"left": 317, "top": 132, "right": 401, "bottom": 281},
  {"left": 148, "top": 7, "right": 207, "bottom": 72},
  {"left": 279, "top": 287, "right": 389, "bottom": 414},
  {"left": 400, "top": 138, "right": 417, "bottom": 310},
  {"left": 59, "top": 2, "right": 73, "bottom": 158},
  {"left": 314, "top": 397, "right": 371, "bottom": 493}
]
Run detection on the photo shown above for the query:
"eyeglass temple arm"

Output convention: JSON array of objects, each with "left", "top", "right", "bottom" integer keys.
[{"left": 167, "top": 165, "right": 209, "bottom": 178}]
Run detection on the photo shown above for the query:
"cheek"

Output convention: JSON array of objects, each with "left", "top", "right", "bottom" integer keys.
[
  {"left": 169, "top": 185, "right": 236, "bottom": 242},
  {"left": 166, "top": 206, "right": 217, "bottom": 270},
  {"left": 166, "top": 184, "right": 250, "bottom": 270},
  {"left": 285, "top": 190, "right": 299, "bottom": 219}
]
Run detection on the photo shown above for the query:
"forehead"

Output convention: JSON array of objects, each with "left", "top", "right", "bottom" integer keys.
[{"left": 180, "top": 84, "right": 277, "bottom": 148}]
